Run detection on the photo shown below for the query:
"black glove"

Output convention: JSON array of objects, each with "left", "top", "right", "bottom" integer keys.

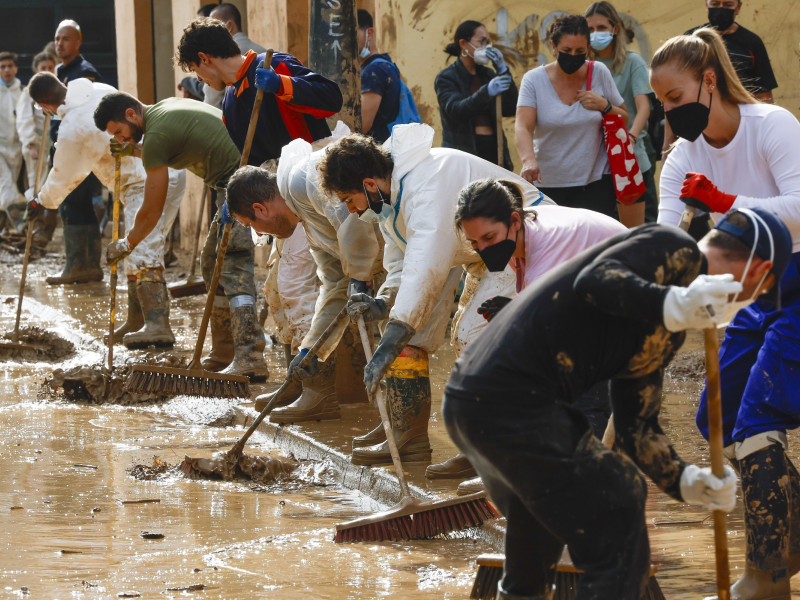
[
  {"left": 287, "top": 348, "right": 319, "bottom": 381},
  {"left": 364, "top": 319, "right": 415, "bottom": 397},
  {"left": 477, "top": 296, "right": 512, "bottom": 322},
  {"left": 346, "top": 293, "right": 389, "bottom": 323}
]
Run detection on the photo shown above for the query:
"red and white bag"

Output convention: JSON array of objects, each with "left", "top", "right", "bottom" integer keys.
[{"left": 587, "top": 61, "right": 645, "bottom": 205}]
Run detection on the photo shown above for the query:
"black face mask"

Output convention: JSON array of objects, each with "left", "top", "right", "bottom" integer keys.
[
  {"left": 557, "top": 52, "right": 586, "bottom": 75},
  {"left": 477, "top": 226, "right": 518, "bottom": 272},
  {"left": 664, "top": 83, "right": 712, "bottom": 142},
  {"left": 708, "top": 7, "right": 735, "bottom": 31}
]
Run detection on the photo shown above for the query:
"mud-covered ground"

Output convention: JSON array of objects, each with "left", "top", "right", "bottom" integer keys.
[{"left": 2, "top": 237, "right": 800, "bottom": 598}]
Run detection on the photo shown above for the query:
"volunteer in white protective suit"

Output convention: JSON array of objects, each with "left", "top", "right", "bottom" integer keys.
[
  {"left": 317, "top": 123, "right": 552, "bottom": 466},
  {"left": 225, "top": 134, "right": 383, "bottom": 424},
  {"left": 27, "top": 72, "right": 185, "bottom": 347},
  {"left": 0, "top": 51, "right": 24, "bottom": 233}
]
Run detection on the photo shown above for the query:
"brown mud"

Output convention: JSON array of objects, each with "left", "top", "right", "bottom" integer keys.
[
  {"left": 0, "top": 325, "right": 75, "bottom": 361},
  {"left": 182, "top": 450, "right": 299, "bottom": 483}
]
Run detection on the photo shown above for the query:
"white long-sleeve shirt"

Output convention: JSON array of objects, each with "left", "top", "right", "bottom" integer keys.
[
  {"left": 16, "top": 86, "right": 45, "bottom": 150},
  {"left": 658, "top": 103, "right": 800, "bottom": 252},
  {"left": 0, "top": 78, "right": 22, "bottom": 151}
]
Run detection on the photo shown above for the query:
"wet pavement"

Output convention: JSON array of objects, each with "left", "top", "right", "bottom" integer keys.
[{"left": 1, "top": 242, "right": 800, "bottom": 598}]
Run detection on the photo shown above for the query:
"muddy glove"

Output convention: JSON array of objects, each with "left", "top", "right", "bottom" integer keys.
[
  {"left": 347, "top": 278, "right": 371, "bottom": 296},
  {"left": 364, "top": 319, "right": 415, "bottom": 397},
  {"left": 680, "top": 172, "right": 736, "bottom": 214},
  {"left": 662, "top": 274, "right": 742, "bottom": 332},
  {"left": 477, "top": 296, "right": 511, "bottom": 322},
  {"left": 487, "top": 74, "right": 512, "bottom": 97},
  {"left": 255, "top": 67, "right": 281, "bottom": 94},
  {"left": 347, "top": 293, "right": 389, "bottom": 323},
  {"left": 287, "top": 348, "right": 319, "bottom": 381},
  {"left": 220, "top": 201, "right": 234, "bottom": 225},
  {"left": 106, "top": 237, "right": 133, "bottom": 266},
  {"left": 24, "top": 196, "right": 43, "bottom": 221},
  {"left": 109, "top": 139, "right": 137, "bottom": 157},
  {"left": 680, "top": 464, "right": 738, "bottom": 512},
  {"left": 485, "top": 47, "right": 508, "bottom": 74}
]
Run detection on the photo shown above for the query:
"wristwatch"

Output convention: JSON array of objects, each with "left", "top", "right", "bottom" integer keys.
[{"left": 601, "top": 101, "right": 613, "bottom": 115}]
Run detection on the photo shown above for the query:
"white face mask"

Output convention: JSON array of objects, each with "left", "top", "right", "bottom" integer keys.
[
  {"left": 469, "top": 42, "right": 492, "bottom": 66},
  {"left": 712, "top": 208, "right": 775, "bottom": 327}
]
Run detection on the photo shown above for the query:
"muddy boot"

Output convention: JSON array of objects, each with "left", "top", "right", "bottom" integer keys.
[
  {"left": 352, "top": 420, "right": 386, "bottom": 450},
  {"left": 0, "top": 210, "right": 8, "bottom": 234},
  {"left": 123, "top": 271, "right": 175, "bottom": 349},
  {"left": 270, "top": 354, "right": 340, "bottom": 424},
  {"left": 219, "top": 295, "right": 268, "bottom": 382},
  {"left": 351, "top": 346, "right": 432, "bottom": 466},
  {"left": 334, "top": 325, "right": 369, "bottom": 405},
  {"left": 425, "top": 452, "right": 477, "bottom": 480},
  {"left": 255, "top": 345, "right": 301, "bottom": 412},
  {"left": 457, "top": 476, "right": 485, "bottom": 496},
  {"left": 81, "top": 225, "right": 104, "bottom": 282},
  {"left": 200, "top": 296, "right": 234, "bottom": 372},
  {"left": 46, "top": 224, "right": 97, "bottom": 285},
  {"left": 105, "top": 279, "right": 143, "bottom": 343}
]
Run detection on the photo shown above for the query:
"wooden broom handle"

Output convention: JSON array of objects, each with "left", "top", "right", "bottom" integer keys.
[
  {"left": 496, "top": 95, "right": 503, "bottom": 169},
  {"left": 108, "top": 154, "right": 121, "bottom": 372},
  {"left": 678, "top": 202, "right": 730, "bottom": 599},
  {"left": 189, "top": 49, "right": 273, "bottom": 369},
  {"left": 186, "top": 184, "right": 209, "bottom": 281},
  {"left": 12, "top": 115, "right": 50, "bottom": 344}
]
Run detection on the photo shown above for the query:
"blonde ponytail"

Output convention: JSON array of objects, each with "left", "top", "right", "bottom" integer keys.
[{"left": 651, "top": 27, "right": 756, "bottom": 105}]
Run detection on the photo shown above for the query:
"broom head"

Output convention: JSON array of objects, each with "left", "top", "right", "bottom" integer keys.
[
  {"left": 124, "top": 364, "right": 250, "bottom": 399},
  {"left": 334, "top": 491, "right": 499, "bottom": 543},
  {"left": 168, "top": 278, "right": 207, "bottom": 299}
]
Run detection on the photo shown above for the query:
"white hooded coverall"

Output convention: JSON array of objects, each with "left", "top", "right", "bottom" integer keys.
[
  {"left": 38, "top": 78, "right": 185, "bottom": 278},
  {"left": 0, "top": 78, "right": 23, "bottom": 212},
  {"left": 16, "top": 85, "right": 50, "bottom": 191}
]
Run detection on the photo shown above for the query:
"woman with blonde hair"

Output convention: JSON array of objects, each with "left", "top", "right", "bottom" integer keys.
[
  {"left": 653, "top": 27, "right": 800, "bottom": 599},
  {"left": 585, "top": 1, "right": 656, "bottom": 227}
]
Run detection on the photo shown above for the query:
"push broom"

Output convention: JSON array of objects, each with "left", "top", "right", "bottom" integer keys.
[
  {"left": 334, "top": 316, "right": 499, "bottom": 543},
  {"left": 0, "top": 116, "right": 50, "bottom": 355},
  {"left": 125, "top": 50, "right": 274, "bottom": 400},
  {"left": 168, "top": 184, "right": 209, "bottom": 298}
]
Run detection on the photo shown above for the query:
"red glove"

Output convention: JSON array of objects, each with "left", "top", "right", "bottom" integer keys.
[{"left": 680, "top": 172, "right": 736, "bottom": 214}]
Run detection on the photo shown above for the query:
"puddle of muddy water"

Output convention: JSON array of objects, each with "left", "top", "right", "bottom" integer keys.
[{"left": 3, "top": 248, "right": 800, "bottom": 597}]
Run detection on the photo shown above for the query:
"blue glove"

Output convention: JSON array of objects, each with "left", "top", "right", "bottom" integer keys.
[
  {"left": 255, "top": 67, "right": 281, "bottom": 94},
  {"left": 288, "top": 348, "right": 319, "bottom": 380},
  {"left": 487, "top": 74, "right": 512, "bottom": 97},
  {"left": 220, "top": 201, "right": 234, "bottom": 225},
  {"left": 364, "top": 319, "right": 415, "bottom": 397},
  {"left": 485, "top": 47, "right": 508, "bottom": 74}
]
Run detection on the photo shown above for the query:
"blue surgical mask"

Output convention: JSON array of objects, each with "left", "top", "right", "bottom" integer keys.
[
  {"left": 360, "top": 31, "right": 371, "bottom": 59},
  {"left": 590, "top": 31, "right": 614, "bottom": 51},
  {"left": 358, "top": 183, "right": 393, "bottom": 223}
]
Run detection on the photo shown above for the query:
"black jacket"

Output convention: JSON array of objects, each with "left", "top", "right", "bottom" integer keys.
[{"left": 434, "top": 59, "right": 518, "bottom": 170}]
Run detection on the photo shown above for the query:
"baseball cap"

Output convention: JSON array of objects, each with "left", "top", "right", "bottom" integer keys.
[{"left": 714, "top": 207, "right": 793, "bottom": 308}]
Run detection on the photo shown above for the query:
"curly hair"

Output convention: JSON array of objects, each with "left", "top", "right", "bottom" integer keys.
[
  {"left": 175, "top": 17, "right": 240, "bottom": 72},
  {"left": 317, "top": 133, "right": 394, "bottom": 194}
]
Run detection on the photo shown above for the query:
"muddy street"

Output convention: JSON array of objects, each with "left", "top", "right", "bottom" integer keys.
[{"left": 1, "top": 245, "right": 799, "bottom": 598}]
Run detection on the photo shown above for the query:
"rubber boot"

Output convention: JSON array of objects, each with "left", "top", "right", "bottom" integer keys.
[
  {"left": 334, "top": 325, "right": 369, "bottom": 404},
  {"left": 270, "top": 353, "right": 340, "bottom": 424},
  {"left": 47, "top": 224, "right": 99, "bottom": 284},
  {"left": 82, "top": 224, "right": 104, "bottom": 282},
  {"left": 219, "top": 295, "right": 268, "bottom": 382},
  {"left": 200, "top": 296, "right": 234, "bottom": 372},
  {"left": 425, "top": 452, "right": 477, "bottom": 480},
  {"left": 457, "top": 476, "right": 485, "bottom": 496},
  {"left": 123, "top": 271, "right": 175, "bottom": 349},
  {"left": 352, "top": 420, "right": 386, "bottom": 450},
  {"left": 351, "top": 346, "right": 432, "bottom": 466},
  {"left": 105, "top": 279, "right": 143, "bottom": 343},
  {"left": 255, "top": 344, "right": 301, "bottom": 411}
]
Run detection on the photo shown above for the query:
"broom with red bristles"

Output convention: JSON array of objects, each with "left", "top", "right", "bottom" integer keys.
[{"left": 334, "top": 316, "right": 499, "bottom": 543}]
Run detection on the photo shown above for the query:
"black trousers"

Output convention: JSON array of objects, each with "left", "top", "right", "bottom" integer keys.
[
  {"left": 58, "top": 174, "right": 100, "bottom": 227},
  {"left": 443, "top": 390, "right": 650, "bottom": 599},
  {"left": 538, "top": 174, "right": 618, "bottom": 221}
]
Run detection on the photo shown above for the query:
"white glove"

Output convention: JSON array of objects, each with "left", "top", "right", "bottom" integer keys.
[
  {"left": 662, "top": 274, "right": 742, "bottom": 332},
  {"left": 679, "top": 464, "right": 738, "bottom": 512},
  {"left": 24, "top": 187, "right": 35, "bottom": 202}
]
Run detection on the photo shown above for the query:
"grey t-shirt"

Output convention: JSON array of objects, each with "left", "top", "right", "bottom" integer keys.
[{"left": 517, "top": 61, "right": 624, "bottom": 188}]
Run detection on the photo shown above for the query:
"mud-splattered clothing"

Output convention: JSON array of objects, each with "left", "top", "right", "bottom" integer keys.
[
  {"left": 222, "top": 50, "right": 341, "bottom": 166},
  {"left": 0, "top": 77, "right": 23, "bottom": 212},
  {"left": 444, "top": 224, "right": 704, "bottom": 598},
  {"left": 360, "top": 53, "right": 400, "bottom": 143}
]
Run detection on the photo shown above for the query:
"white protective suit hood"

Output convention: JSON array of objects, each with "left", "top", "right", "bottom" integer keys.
[{"left": 382, "top": 123, "right": 435, "bottom": 182}]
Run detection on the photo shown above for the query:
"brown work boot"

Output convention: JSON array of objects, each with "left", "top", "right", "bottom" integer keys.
[
  {"left": 425, "top": 453, "right": 477, "bottom": 480},
  {"left": 123, "top": 273, "right": 175, "bottom": 349},
  {"left": 351, "top": 346, "right": 432, "bottom": 466},
  {"left": 200, "top": 296, "right": 234, "bottom": 371},
  {"left": 270, "top": 354, "right": 340, "bottom": 424},
  {"left": 106, "top": 280, "right": 143, "bottom": 343},
  {"left": 352, "top": 421, "right": 386, "bottom": 450},
  {"left": 457, "top": 476, "right": 485, "bottom": 496},
  {"left": 219, "top": 296, "right": 268, "bottom": 382}
]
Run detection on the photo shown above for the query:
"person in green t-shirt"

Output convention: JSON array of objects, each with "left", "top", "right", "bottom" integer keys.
[
  {"left": 585, "top": 1, "right": 659, "bottom": 226},
  {"left": 93, "top": 91, "right": 268, "bottom": 381}
]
